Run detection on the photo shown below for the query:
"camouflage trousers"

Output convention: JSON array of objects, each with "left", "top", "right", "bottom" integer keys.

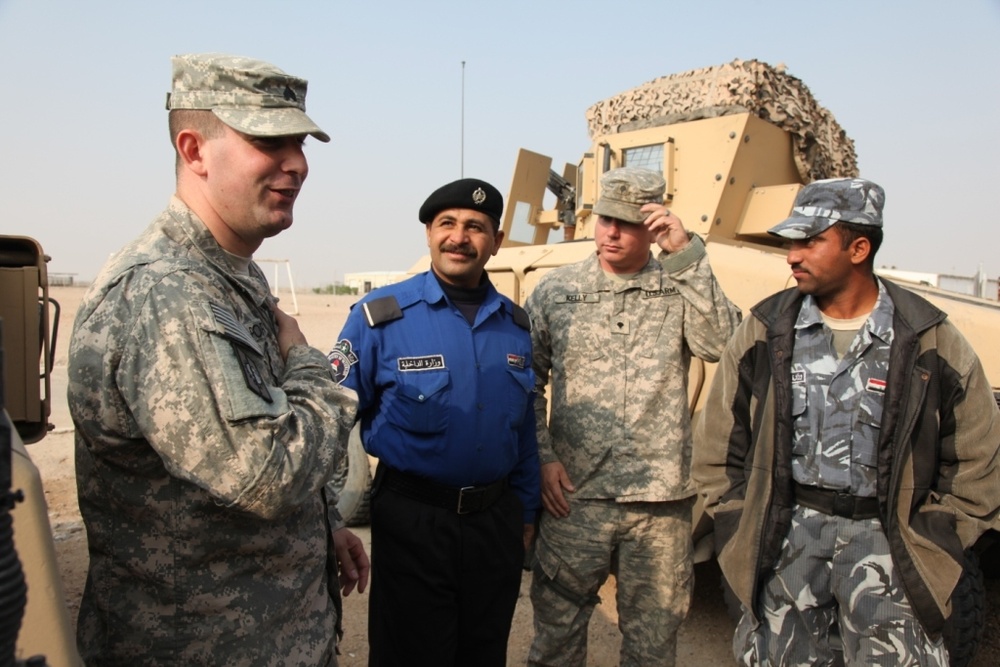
[
  {"left": 734, "top": 505, "right": 948, "bottom": 667},
  {"left": 528, "top": 497, "right": 694, "bottom": 667}
]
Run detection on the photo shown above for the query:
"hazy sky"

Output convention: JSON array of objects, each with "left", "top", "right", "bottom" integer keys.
[{"left": 3, "top": 0, "right": 999, "bottom": 288}]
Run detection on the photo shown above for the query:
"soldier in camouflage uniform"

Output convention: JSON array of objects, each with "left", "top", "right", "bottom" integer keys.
[
  {"left": 67, "top": 53, "right": 368, "bottom": 666},
  {"left": 694, "top": 178, "right": 1000, "bottom": 666},
  {"left": 525, "top": 167, "right": 741, "bottom": 666}
]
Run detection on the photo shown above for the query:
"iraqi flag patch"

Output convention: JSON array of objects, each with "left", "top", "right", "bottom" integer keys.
[{"left": 866, "top": 377, "right": 887, "bottom": 394}]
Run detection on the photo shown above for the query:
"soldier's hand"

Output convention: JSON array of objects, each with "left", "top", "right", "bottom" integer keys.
[
  {"left": 523, "top": 523, "right": 536, "bottom": 552},
  {"left": 642, "top": 203, "right": 689, "bottom": 254},
  {"left": 541, "top": 462, "right": 575, "bottom": 518},
  {"left": 271, "top": 302, "right": 308, "bottom": 361},
  {"left": 333, "top": 527, "right": 370, "bottom": 597}
]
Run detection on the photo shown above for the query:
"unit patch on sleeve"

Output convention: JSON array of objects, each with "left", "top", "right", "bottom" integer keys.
[
  {"left": 398, "top": 355, "right": 445, "bottom": 372},
  {"left": 232, "top": 345, "right": 273, "bottom": 403},
  {"left": 209, "top": 301, "right": 272, "bottom": 402},
  {"left": 328, "top": 339, "right": 359, "bottom": 385}
]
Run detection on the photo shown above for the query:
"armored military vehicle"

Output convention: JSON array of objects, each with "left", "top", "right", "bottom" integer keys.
[{"left": 1, "top": 234, "right": 78, "bottom": 665}]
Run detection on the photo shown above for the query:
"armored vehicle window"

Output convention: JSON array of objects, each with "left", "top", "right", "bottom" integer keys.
[{"left": 623, "top": 144, "right": 663, "bottom": 172}]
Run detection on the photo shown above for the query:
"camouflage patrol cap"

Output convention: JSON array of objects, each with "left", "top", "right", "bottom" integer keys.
[
  {"left": 165, "top": 53, "right": 330, "bottom": 143},
  {"left": 418, "top": 178, "right": 504, "bottom": 226},
  {"left": 768, "top": 177, "right": 884, "bottom": 239},
  {"left": 592, "top": 167, "right": 666, "bottom": 224}
]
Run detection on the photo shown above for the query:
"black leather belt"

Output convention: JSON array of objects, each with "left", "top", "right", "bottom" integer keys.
[
  {"left": 379, "top": 465, "right": 507, "bottom": 514},
  {"left": 794, "top": 482, "right": 879, "bottom": 520}
]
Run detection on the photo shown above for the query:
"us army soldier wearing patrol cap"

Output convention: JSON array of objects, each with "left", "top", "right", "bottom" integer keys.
[
  {"left": 526, "top": 167, "right": 741, "bottom": 666},
  {"left": 330, "top": 177, "right": 541, "bottom": 666},
  {"left": 68, "top": 53, "right": 367, "bottom": 666}
]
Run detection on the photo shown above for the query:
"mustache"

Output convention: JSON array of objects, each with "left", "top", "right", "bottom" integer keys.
[{"left": 440, "top": 244, "right": 475, "bottom": 257}]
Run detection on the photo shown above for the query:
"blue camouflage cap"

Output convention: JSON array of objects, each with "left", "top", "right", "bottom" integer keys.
[
  {"left": 768, "top": 178, "right": 884, "bottom": 239},
  {"left": 165, "top": 53, "right": 330, "bottom": 143}
]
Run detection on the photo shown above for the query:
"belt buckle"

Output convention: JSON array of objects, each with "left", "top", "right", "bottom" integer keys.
[
  {"left": 457, "top": 486, "right": 475, "bottom": 514},
  {"left": 831, "top": 490, "right": 854, "bottom": 518}
]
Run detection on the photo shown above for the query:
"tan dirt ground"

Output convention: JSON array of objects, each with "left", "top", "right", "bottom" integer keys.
[{"left": 23, "top": 285, "right": 1000, "bottom": 666}]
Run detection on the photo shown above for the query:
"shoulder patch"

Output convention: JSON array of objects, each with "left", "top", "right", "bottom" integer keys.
[
  {"left": 232, "top": 345, "right": 272, "bottom": 403},
  {"left": 328, "top": 339, "right": 359, "bottom": 384},
  {"left": 209, "top": 302, "right": 264, "bottom": 355},
  {"left": 362, "top": 296, "right": 403, "bottom": 328},
  {"left": 512, "top": 304, "right": 531, "bottom": 331}
]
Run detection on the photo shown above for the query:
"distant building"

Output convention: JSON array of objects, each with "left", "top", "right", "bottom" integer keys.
[
  {"left": 48, "top": 273, "right": 77, "bottom": 286},
  {"left": 878, "top": 267, "right": 998, "bottom": 302},
  {"left": 344, "top": 271, "right": 408, "bottom": 294}
]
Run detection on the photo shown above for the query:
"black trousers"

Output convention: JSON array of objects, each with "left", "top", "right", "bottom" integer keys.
[{"left": 367, "top": 471, "right": 524, "bottom": 667}]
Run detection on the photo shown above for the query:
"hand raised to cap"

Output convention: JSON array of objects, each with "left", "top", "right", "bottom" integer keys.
[{"left": 642, "top": 203, "right": 689, "bottom": 253}]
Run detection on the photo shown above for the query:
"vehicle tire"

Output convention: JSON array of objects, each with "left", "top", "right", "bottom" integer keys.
[
  {"left": 332, "top": 424, "right": 372, "bottom": 527},
  {"left": 975, "top": 530, "right": 1000, "bottom": 580},
  {"left": 942, "top": 548, "right": 986, "bottom": 667}
]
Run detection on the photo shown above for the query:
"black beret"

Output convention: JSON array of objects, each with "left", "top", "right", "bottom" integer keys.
[{"left": 418, "top": 178, "right": 504, "bottom": 225}]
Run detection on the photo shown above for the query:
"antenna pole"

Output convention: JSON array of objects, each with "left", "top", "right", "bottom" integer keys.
[{"left": 461, "top": 60, "right": 466, "bottom": 178}]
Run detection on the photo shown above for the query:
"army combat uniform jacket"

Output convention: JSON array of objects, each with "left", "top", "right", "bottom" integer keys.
[
  {"left": 68, "top": 198, "right": 358, "bottom": 666},
  {"left": 526, "top": 235, "right": 741, "bottom": 501},
  {"left": 693, "top": 279, "right": 1000, "bottom": 638}
]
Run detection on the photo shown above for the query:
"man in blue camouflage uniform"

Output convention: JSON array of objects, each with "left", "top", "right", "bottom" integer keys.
[
  {"left": 330, "top": 178, "right": 541, "bottom": 666},
  {"left": 694, "top": 178, "right": 1000, "bottom": 666},
  {"left": 526, "top": 167, "right": 741, "bottom": 666},
  {"left": 68, "top": 53, "right": 368, "bottom": 666}
]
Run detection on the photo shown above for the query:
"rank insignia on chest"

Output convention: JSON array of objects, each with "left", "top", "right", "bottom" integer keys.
[
  {"left": 398, "top": 355, "right": 446, "bottom": 372},
  {"left": 328, "top": 339, "right": 359, "bottom": 385},
  {"left": 507, "top": 353, "right": 526, "bottom": 369},
  {"left": 866, "top": 377, "right": 887, "bottom": 394},
  {"left": 555, "top": 293, "right": 601, "bottom": 304}
]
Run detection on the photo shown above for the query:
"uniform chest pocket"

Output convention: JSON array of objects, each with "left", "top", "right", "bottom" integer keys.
[
  {"left": 638, "top": 301, "right": 682, "bottom": 367},
  {"left": 506, "top": 366, "right": 535, "bottom": 429},
  {"left": 387, "top": 370, "right": 451, "bottom": 434},
  {"left": 852, "top": 388, "right": 884, "bottom": 468},
  {"left": 790, "top": 382, "right": 810, "bottom": 456}
]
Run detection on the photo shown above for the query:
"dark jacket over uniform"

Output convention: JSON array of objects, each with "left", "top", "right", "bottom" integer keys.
[{"left": 693, "top": 279, "right": 1000, "bottom": 638}]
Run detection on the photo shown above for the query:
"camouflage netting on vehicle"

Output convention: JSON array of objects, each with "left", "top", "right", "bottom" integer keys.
[{"left": 585, "top": 59, "right": 858, "bottom": 183}]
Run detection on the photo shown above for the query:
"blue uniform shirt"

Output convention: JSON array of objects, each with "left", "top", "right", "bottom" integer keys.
[
  {"left": 790, "top": 280, "right": 895, "bottom": 496},
  {"left": 331, "top": 270, "right": 541, "bottom": 523}
]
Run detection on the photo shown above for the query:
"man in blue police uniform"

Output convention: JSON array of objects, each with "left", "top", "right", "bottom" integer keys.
[{"left": 330, "top": 178, "right": 541, "bottom": 667}]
